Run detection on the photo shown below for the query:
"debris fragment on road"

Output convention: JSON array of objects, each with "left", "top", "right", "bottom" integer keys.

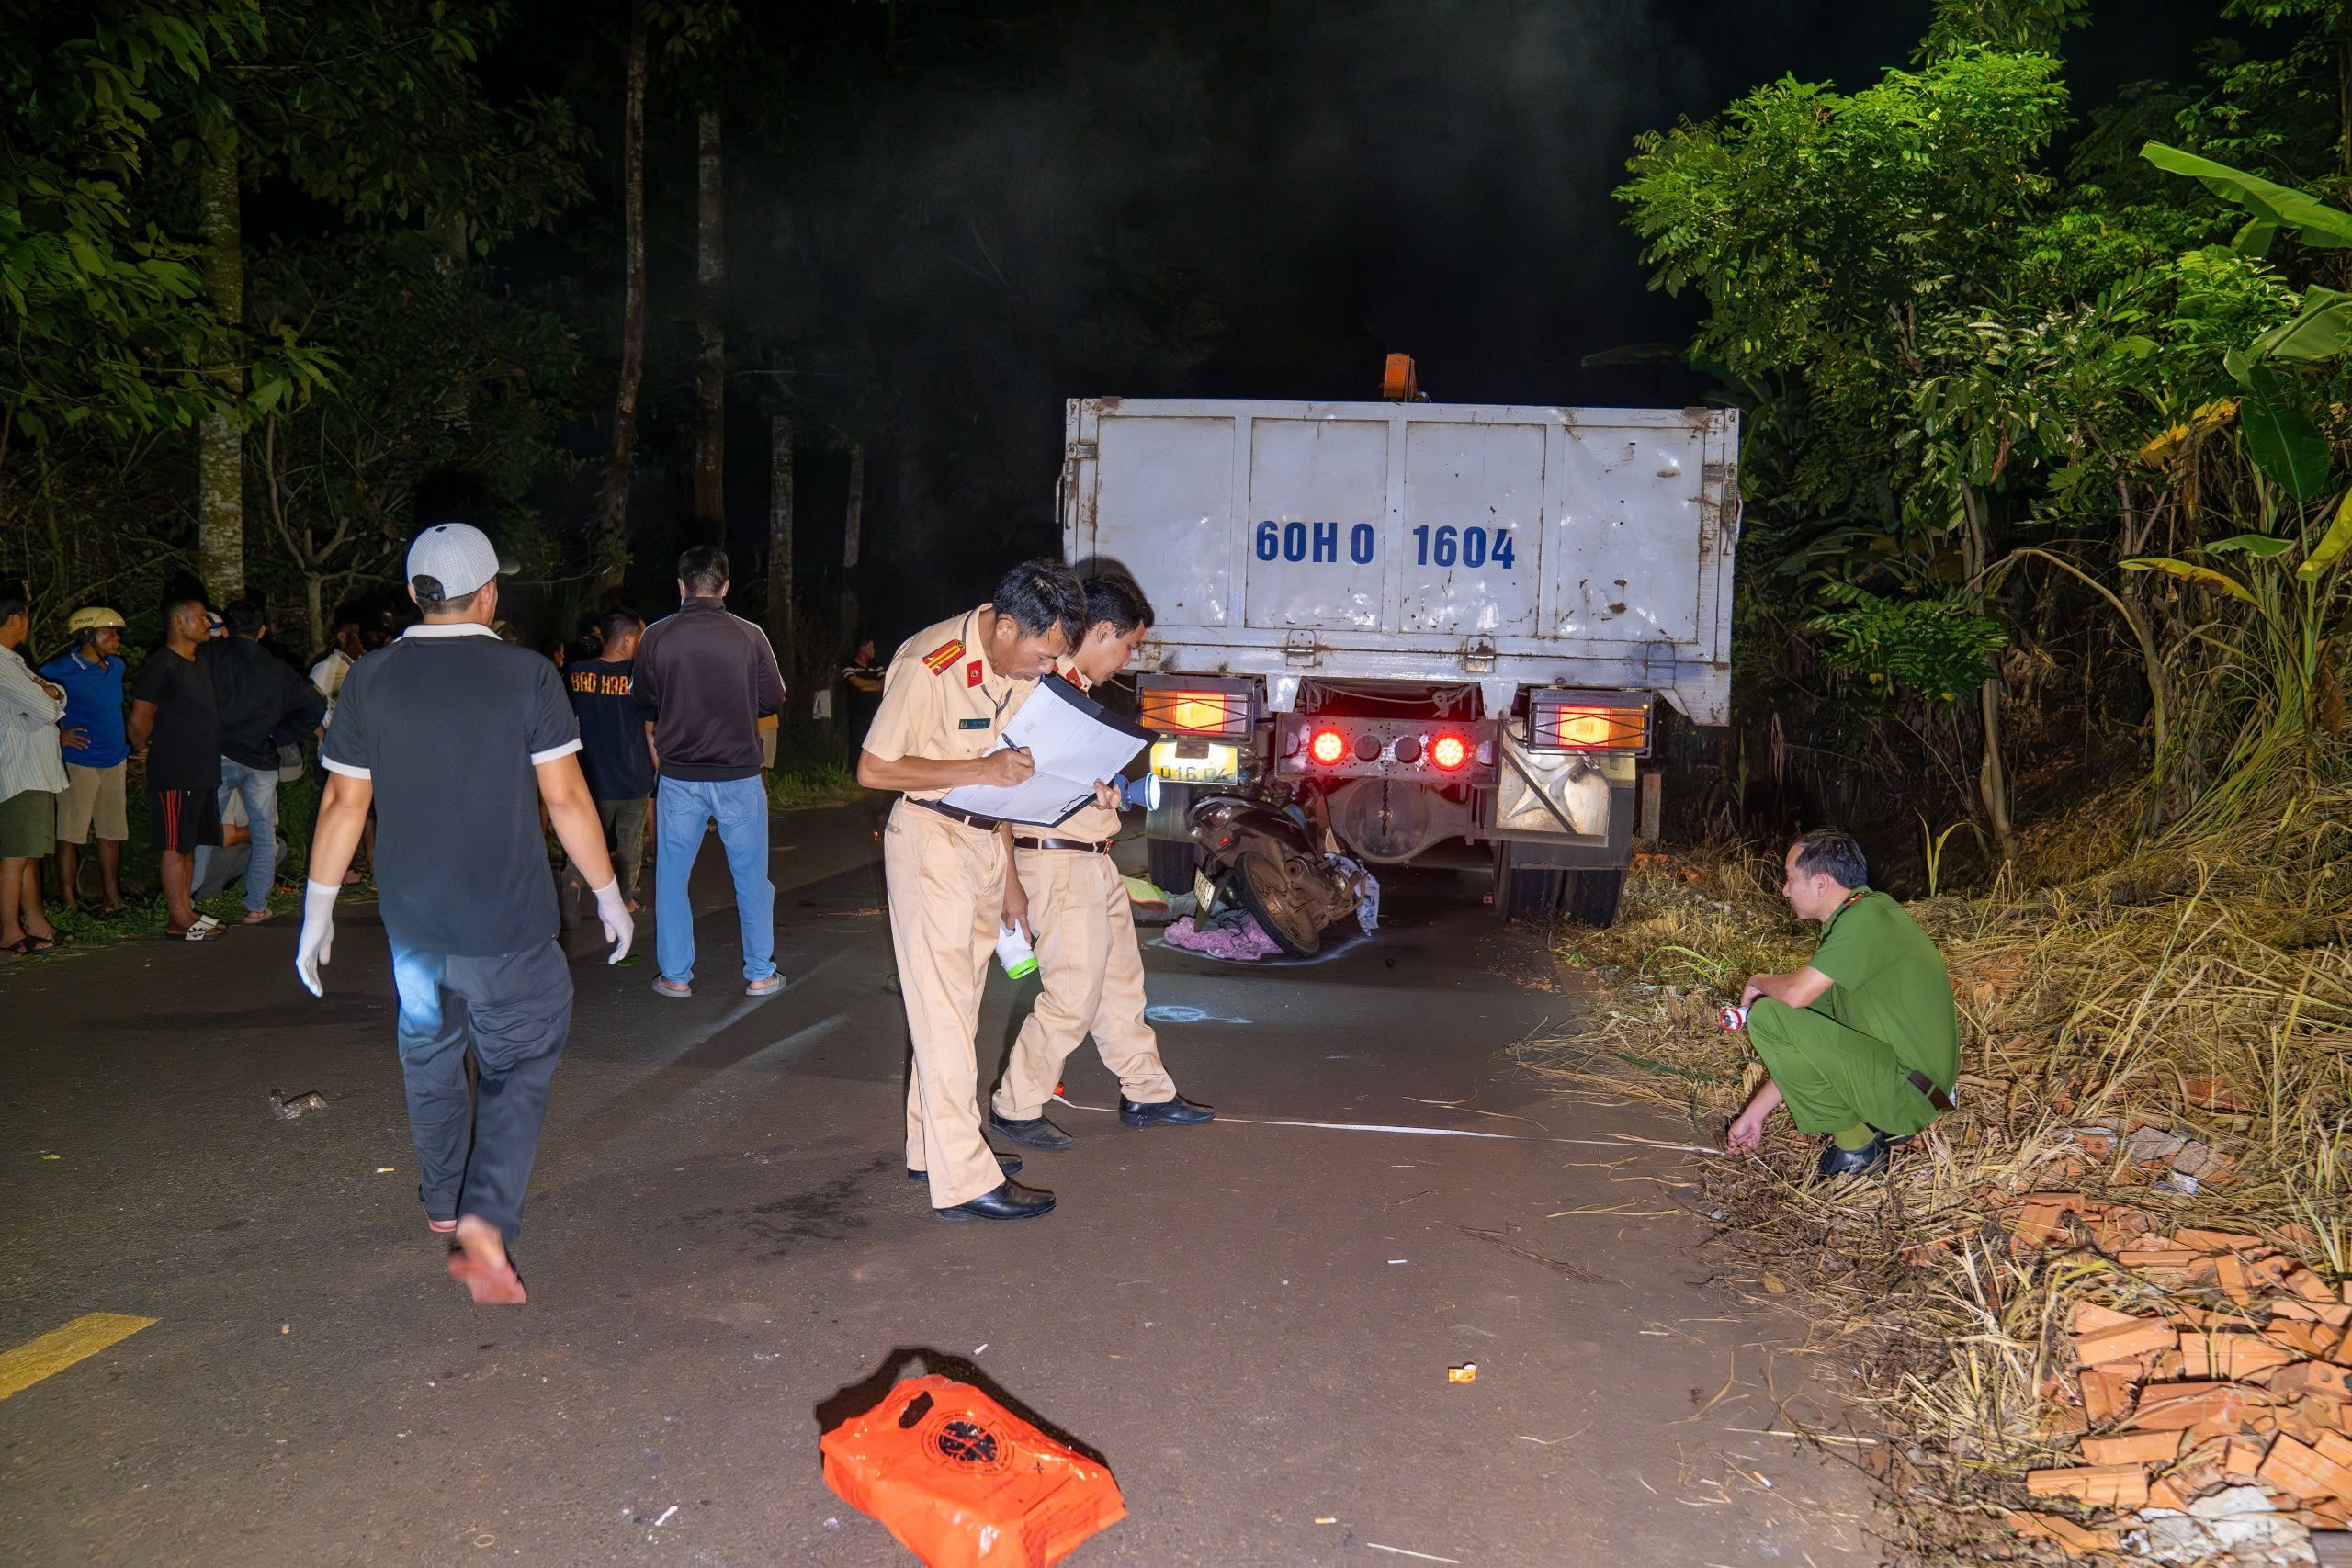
[{"left": 269, "top": 1091, "right": 329, "bottom": 1121}]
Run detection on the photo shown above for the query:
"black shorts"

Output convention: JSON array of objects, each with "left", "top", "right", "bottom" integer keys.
[{"left": 148, "top": 784, "right": 223, "bottom": 856}]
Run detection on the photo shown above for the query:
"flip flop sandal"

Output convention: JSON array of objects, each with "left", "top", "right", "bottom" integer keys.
[
  {"left": 5, "top": 934, "right": 55, "bottom": 955},
  {"left": 426, "top": 1218, "right": 458, "bottom": 1235},
  {"left": 166, "top": 921, "right": 222, "bottom": 942}
]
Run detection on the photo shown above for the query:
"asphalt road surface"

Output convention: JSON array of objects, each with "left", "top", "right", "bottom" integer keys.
[{"left": 1, "top": 802, "right": 1881, "bottom": 1566}]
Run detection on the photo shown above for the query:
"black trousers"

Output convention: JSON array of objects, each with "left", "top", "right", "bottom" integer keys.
[{"left": 389, "top": 939, "right": 572, "bottom": 1246}]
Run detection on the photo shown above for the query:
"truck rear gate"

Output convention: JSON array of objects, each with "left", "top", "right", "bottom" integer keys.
[{"left": 1062, "top": 391, "right": 1738, "bottom": 926}]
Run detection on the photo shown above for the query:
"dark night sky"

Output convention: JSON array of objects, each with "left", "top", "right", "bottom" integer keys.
[{"left": 494, "top": 0, "right": 2226, "bottom": 635}]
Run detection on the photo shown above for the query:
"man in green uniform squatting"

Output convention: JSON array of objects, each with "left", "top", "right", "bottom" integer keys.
[{"left": 1725, "top": 829, "right": 1959, "bottom": 1179}]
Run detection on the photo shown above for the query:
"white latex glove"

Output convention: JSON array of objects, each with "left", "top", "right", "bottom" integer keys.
[
  {"left": 590, "top": 877, "right": 634, "bottom": 964},
  {"left": 295, "top": 880, "right": 340, "bottom": 997}
]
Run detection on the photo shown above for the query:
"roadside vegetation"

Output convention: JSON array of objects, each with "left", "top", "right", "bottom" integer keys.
[{"left": 1586, "top": 1, "right": 2352, "bottom": 1559}]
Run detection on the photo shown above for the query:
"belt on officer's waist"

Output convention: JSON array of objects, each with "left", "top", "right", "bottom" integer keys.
[
  {"left": 906, "top": 797, "right": 1005, "bottom": 832},
  {"left": 1012, "top": 835, "right": 1113, "bottom": 854},
  {"left": 1909, "top": 1069, "right": 1956, "bottom": 1113}
]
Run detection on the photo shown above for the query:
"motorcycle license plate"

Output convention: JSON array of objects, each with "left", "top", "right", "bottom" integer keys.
[{"left": 1151, "top": 739, "right": 1239, "bottom": 784}]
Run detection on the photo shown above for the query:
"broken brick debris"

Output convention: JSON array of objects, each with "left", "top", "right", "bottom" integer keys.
[{"left": 1979, "top": 1191, "right": 2352, "bottom": 1556}]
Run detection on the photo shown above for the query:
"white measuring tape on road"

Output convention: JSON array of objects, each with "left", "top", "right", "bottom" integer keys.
[{"left": 1049, "top": 1094, "right": 1723, "bottom": 1156}]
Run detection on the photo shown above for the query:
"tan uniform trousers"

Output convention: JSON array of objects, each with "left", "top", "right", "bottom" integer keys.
[
  {"left": 884, "top": 799, "right": 1012, "bottom": 1208},
  {"left": 992, "top": 848, "right": 1179, "bottom": 1121}
]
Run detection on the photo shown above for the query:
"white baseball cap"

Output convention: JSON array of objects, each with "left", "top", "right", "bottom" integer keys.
[{"left": 405, "top": 523, "right": 518, "bottom": 604}]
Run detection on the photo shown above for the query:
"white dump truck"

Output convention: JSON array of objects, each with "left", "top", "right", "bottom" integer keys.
[{"left": 1059, "top": 364, "right": 1739, "bottom": 927}]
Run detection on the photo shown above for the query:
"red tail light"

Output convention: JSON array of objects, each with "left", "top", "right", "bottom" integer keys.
[
  {"left": 1430, "top": 734, "right": 1468, "bottom": 772},
  {"left": 1309, "top": 728, "right": 1347, "bottom": 765}
]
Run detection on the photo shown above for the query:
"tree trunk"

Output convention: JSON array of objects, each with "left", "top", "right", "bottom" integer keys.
[
  {"left": 197, "top": 120, "right": 244, "bottom": 599},
  {"left": 767, "top": 414, "right": 795, "bottom": 705},
  {"left": 1960, "top": 486, "right": 2018, "bottom": 862},
  {"left": 837, "top": 441, "right": 864, "bottom": 663},
  {"left": 693, "top": 106, "right": 726, "bottom": 533},
  {"left": 842, "top": 442, "right": 865, "bottom": 572},
  {"left": 429, "top": 209, "right": 473, "bottom": 435},
  {"left": 594, "top": 4, "right": 650, "bottom": 591},
  {"left": 304, "top": 571, "right": 325, "bottom": 661}
]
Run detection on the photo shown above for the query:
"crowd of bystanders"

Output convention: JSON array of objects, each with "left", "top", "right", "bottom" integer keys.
[{"left": 0, "top": 542, "right": 801, "bottom": 972}]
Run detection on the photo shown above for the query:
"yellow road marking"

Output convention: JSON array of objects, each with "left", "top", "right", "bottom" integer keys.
[{"left": 0, "top": 1313, "right": 157, "bottom": 1400}]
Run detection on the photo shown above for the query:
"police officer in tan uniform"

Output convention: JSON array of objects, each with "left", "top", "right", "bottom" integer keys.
[
  {"left": 989, "top": 577, "right": 1214, "bottom": 1151},
  {"left": 856, "top": 560, "right": 1089, "bottom": 1221}
]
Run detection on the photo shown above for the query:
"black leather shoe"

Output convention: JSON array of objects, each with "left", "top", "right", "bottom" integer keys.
[
  {"left": 1814, "top": 1133, "right": 1891, "bottom": 1180},
  {"left": 933, "top": 1179, "right": 1057, "bottom": 1221},
  {"left": 1119, "top": 1094, "right": 1216, "bottom": 1128},
  {"left": 908, "top": 1152, "right": 1022, "bottom": 1182},
  {"left": 988, "top": 1110, "right": 1072, "bottom": 1150}
]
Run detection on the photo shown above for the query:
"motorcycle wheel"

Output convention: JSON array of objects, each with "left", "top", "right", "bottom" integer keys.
[{"left": 1233, "top": 849, "right": 1322, "bottom": 957}]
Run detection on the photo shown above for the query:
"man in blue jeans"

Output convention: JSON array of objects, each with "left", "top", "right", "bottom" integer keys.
[
  {"left": 195, "top": 600, "right": 326, "bottom": 922},
  {"left": 298, "top": 523, "right": 632, "bottom": 1304},
  {"left": 631, "top": 546, "right": 788, "bottom": 998}
]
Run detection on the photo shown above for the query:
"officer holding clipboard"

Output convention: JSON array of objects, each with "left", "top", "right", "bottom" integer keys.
[{"left": 854, "top": 560, "right": 1089, "bottom": 1221}]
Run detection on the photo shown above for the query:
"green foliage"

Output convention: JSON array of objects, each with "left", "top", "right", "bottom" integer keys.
[
  {"left": 2, "top": 0, "right": 586, "bottom": 658},
  {"left": 1808, "top": 590, "right": 2010, "bottom": 702},
  {"left": 244, "top": 229, "right": 584, "bottom": 635},
  {"left": 1620, "top": 0, "right": 2352, "bottom": 847},
  {"left": 1917, "top": 0, "right": 2090, "bottom": 60},
  {"left": 0, "top": 2, "right": 277, "bottom": 441}
]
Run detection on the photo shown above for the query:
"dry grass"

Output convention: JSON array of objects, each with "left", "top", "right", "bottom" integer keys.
[{"left": 1523, "top": 790, "right": 2352, "bottom": 1563}]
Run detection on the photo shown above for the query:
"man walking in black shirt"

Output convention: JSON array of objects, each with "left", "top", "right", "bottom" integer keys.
[
  {"left": 299, "top": 524, "right": 633, "bottom": 1305},
  {"left": 563, "top": 608, "right": 655, "bottom": 912},
  {"left": 195, "top": 600, "right": 326, "bottom": 922},
  {"left": 128, "top": 594, "right": 224, "bottom": 941}
]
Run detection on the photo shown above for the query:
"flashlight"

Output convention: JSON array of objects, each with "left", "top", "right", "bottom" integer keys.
[{"left": 1108, "top": 773, "right": 1161, "bottom": 811}]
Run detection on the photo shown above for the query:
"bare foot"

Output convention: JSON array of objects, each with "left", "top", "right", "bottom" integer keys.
[
  {"left": 446, "top": 1216, "right": 526, "bottom": 1304},
  {"left": 341, "top": 868, "right": 362, "bottom": 886},
  {"left": 240, "top": 909, "right": 269, "bottom": 924}
]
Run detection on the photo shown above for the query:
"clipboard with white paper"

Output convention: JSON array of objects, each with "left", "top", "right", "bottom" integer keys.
[{"left": 939, "top": 673, "right": 1152, "bottom": 827}]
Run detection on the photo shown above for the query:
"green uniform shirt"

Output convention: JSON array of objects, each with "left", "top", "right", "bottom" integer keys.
[{"left": 1807, "top": 889, "right": 1959, "bottom": 1091}]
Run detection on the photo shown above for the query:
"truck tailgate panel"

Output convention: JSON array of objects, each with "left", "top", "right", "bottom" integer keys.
[{"left": 1065, "top": 397, "right": 1737, "bottom": 725}]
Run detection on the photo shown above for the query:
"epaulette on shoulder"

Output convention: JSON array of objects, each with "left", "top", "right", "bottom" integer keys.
[{"left": 920, "top": 637, "right": 965, "bottom": 675}]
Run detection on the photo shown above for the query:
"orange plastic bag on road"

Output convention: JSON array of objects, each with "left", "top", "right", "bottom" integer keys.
[{"left": 820, "top": 1375, "right": 1126, "bottom": 1568}]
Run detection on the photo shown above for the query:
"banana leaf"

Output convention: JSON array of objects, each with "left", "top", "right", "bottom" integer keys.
[
  {"left": 2206, "top": 533, "right": 2298, "bottom": 557},
  {"left": 2300, "top": 487, "right": 2352, "bottom": 581},
  {"left": 2143, "top": 141, "right": 2352, "bottom": 248},
  {"left": 2121, "top": 557, "right": 2258, "bottom": 603},
  {"left": 2240, "top": 363, "right": 2333, "bottom": 501},
  {"left": 2254, "top": 286, "right": 2352, "bottom": 362}
]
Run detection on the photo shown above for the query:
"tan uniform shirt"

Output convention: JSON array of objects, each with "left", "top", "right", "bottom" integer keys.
[
  {"left": 1048, "top": 661, "right": 1120, "bottom": 841},
  {"left": 865, "top": 605, "right": 1035, "bottom": 801}
]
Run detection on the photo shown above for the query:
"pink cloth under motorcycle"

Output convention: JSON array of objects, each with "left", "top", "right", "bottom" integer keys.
[{"left": 1161, "top": 914, "right": 1283, "bottom": 961}]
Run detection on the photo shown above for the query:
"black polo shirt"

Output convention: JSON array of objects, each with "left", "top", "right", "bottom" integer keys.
[{"left": 320, "top": 624, "right": 580, "bottom": 956}]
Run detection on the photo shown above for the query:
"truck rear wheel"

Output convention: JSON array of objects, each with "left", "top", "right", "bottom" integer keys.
[
  {"left": 1493, "top": 842, "right": 1566, "bottom": 922},
  {"left": 1145, "top": 783, "right": 1197, "bottom": 896},
  {"left": 1147, "top": 838, "right": 1198, "bottom": 897},
  {"left": 1566, "top": 868, "right": 1625, "bottom": 928}
]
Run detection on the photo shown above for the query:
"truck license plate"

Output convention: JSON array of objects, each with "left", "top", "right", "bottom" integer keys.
[{"left": 1151, "top": 739, "right": 1239, "bottom": 784}]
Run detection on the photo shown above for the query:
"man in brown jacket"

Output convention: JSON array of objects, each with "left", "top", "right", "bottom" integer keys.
[{"left": 631, "top": 546, "right": 788, "bottom": 998}]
